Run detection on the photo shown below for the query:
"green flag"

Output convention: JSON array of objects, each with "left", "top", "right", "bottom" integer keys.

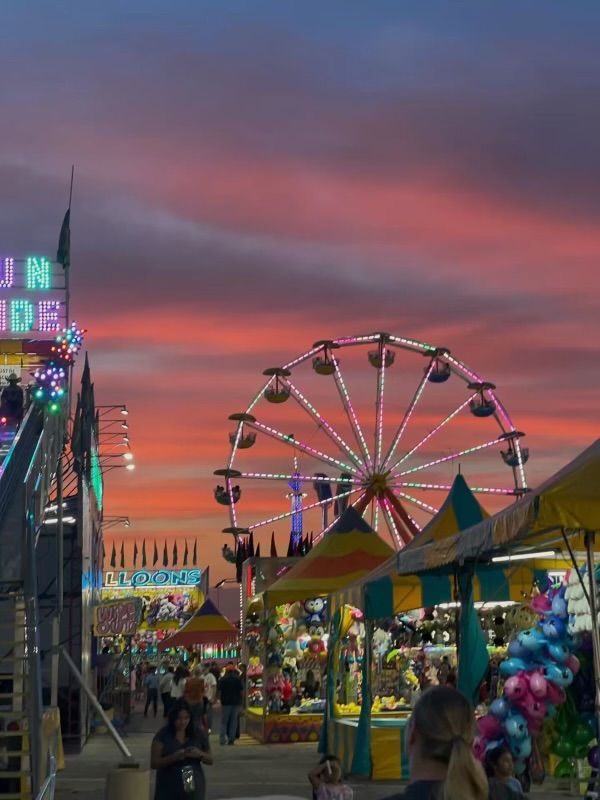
[
  {"left": 457, "top": 566, "right": 489, "bottom": 706},
  {"left": 57, "top": 209, "right": 71, "bottom": 269}
]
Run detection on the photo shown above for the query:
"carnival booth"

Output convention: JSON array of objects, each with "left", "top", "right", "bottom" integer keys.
[
  {"left": 244, "top": 508, "right": 393, "bottom": 744},
  {"left": 159, "top": 598, "right": 238, "bottom": 651},
  {"left": 323, "top": 474, "right": 568, "bottom": 780},
  {"left": 327, "top": 442, "right": 600, "bottom": 788}
]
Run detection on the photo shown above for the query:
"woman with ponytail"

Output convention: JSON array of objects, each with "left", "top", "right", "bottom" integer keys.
[{"left": 384, "top": 686, "right": 488, "bottom": 800}]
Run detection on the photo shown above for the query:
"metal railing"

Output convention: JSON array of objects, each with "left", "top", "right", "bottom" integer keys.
[{"left": 34, "top": 755, "right": 56, "bottom": 800}]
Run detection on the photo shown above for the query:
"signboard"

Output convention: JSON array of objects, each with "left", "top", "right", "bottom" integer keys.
[
  {"left": 0, "top": 365, "right": 23, "bottom": 387},
  {"left": 103, "top": 568, "right": 202, "bottom": 589},
  {"left": 0, "top": 257, "right": 67, "bottom": 336},
  {"left": 94, "top": 597, "right": 143, "bottom": 636}
]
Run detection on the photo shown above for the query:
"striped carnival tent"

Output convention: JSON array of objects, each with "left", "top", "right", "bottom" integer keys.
[
  {"left": 159, "top": 598, "right": 237, "bottom": 648},
  {"left": 331, "top": 473, "right": 491, "bottom": 615},
  {"left": 264, "top": 507, "right": 394, "bottom": 606}
]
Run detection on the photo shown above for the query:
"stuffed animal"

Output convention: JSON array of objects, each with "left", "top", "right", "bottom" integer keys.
[{"left": 304, "top": 598, "right": 326, "bottom": 626}]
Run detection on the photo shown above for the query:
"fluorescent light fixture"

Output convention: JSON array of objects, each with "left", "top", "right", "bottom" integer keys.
[
  {"left": 121, "top": 422, "right": 128, "bottom": 430},
  {"left": 121, "top": 407, "right": 129, "bottom": 416},
  {"left": 492, "top": 550, "right": 556, "bottom": 563},
  {"left": 43, "top": 516, "right": 76, "bottom": 525},
  {"left": 123, "top": 452, "right": 134, "bottom": 461},
  {"left": 125, "top": 463, "right": 136, "bottom": 471},
  {"left": 437, "top": 600, "right": 517, "bottom": 610}
]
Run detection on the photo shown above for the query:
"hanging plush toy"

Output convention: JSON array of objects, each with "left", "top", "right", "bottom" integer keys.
[{"left": 304, "top": 597, "right": 326, "bottom": 626}]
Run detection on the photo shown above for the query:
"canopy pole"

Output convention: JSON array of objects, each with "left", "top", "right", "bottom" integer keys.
[{"left": 584, "top": 530, "right": 600, "bottom": 796}]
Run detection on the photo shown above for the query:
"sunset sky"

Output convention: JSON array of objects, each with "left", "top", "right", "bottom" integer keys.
[{"left": 1, "top": 2, "right": 599, "bottom": 582}]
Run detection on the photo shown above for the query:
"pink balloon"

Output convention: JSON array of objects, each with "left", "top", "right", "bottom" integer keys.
[
  {"left": 529, "top": 671, "right": 548, "bottom": 699},
  {"left": 546, "top": 681, "right": 566, "bottom": 706},
  {"left": 473, "top": 736, "right": 487, "bottom": 761},
  {"left": 531, "top": 595, "right": 552, "bottom": 614},
  {"left": 567, "top": 654, "right": 581, "bottom": 675},
  {"left": 517, "top": 691, "right": 546, "bottom": 724},
  {"left": 478, "top": 714, "right": 503, "bottom": 739},
  {"left": 505, "top": 674, "right": 529, "bottom": 702}
]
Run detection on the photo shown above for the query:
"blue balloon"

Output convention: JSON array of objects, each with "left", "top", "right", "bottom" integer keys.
[
  {"left": 546, "top": 703, "right": 557, "bottom": 718},
  {"left": 541, "top": 614, "right": 566, "bottom": 641},
  {"left": 490, "top": 698, "right": 510, "bottom": 720},
  {"left": 500, "top": 657, "right": 530, "bottom": 677},
  {"left": 518, "top": 628, "right": 547, "bottom": 651},
  {"left": 548, "top": 642, "right": 570, "bottom": 663},
  {"left": 544, "top": 663, "right": 574, "bottom": 687},
  {"left": 508, "top": 639, "right": 528, "bottom": 659},
  {"left": 552, "top": 595, "right": 568, "bottom": 619},
  {"left": 510, "top": 736, "right": 532, "bottom": 760},
  {"left": 504, "top": 713, "right": 528, "bottom": 740}
]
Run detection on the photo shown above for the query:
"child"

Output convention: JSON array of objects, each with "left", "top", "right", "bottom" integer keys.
[
  {"left": 308, "top": 755, "right": 353, "bottom": 800},
  {"left": 485, "top": 746, "right": 524, "bottom": 799}
]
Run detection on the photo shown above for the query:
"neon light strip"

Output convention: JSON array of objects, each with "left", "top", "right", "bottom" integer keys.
[
  {"left": 314, "top": 491, "right": 367, "bottom": 543},
  {"left": 248, "top": 487, "right": 359, "bottom": 530},
  {"left": 225, "top": 476, "right": 238, "bottom": 527},
  {"left": 333, "top": 360, "right": 372, "bottom": 468},
  {"left": 373, "top": 499, "right": 380, "bottom": 533},
  {"left": 511, "top": 436, "right": 528, "bottom": 490},
  {"left": 380, "top": 497, "right": 403, "bottom": 550},
  {"left": 239, "top": 472, "right": 361, "bottom": 483},
  {"left": 248, "top": 420, "right": 358, "bottom": 474},
  {"left": 286, "top": 381, "right": 365, "bottom": 470},
  {"left": 382, "top": 359, "right": 434, "bottom": 470},
  {"left": 374, "top": 344, "right": 386, "bottom": 468},
  {"left": 407, "top": 513, "right": 422, "bottom": 532},
  {"left": 396, "top": 491, "right": 438, "bottom": 515},
  {"left": 388, "top": 395, "right": 475, "bottom": 472},
  {"left": 391, "top": 481, "right": 518, "bottom": 495},
  {"left": 395, "top": 436, "right": 503, "bottom": 477},
  {"left": 332, "top": 334, "right": 380, "bottom": 347},
  {"left": 283, "top": 345, "right": 322, "bottom": 370},
  {"left": 388, "top": 334, "right": 437, "bottom": 354}
]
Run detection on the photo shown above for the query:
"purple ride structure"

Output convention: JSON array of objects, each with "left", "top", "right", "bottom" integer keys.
[{"left": 215, "top": 332, "right": 529, "bottom": 557}]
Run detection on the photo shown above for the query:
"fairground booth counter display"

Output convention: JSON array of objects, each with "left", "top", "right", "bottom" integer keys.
[
  {"left": 242, "top": 508, "right": 393, "bottom": 744},
  {"left": 324, "top": 441, "right": 600, "bottom": 792}
]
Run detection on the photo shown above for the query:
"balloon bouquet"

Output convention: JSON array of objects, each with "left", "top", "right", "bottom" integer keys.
[{"left": 474, "top": 579, "right": 578, "bottom": 779}]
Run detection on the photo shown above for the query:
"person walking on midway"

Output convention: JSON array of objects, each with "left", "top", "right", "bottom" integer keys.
[
  {"left": 382, "top": 686, "right": 487, "bottom": 800},
  {"left": 184, "top": 667, "right": 207, "bottom": 733},
  {"left": 171, "top": 665, "right": 188, "bottom": 702},
  {"left": 151, "top": 699, "right": 212, "bottom": 800},
  {"left": 143, "top": 666, "right": 159, "bottom": 718},
  {"left": 160, "top": 667, "right": 175, "bottom": 718},
  {"left": 201, "top": 663, "right": 217, "bottom": 732},
  {"left": 217, "top": 662, "right": 243, "bottom": 746}
]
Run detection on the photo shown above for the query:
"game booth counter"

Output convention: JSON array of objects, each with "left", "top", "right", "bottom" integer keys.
[
  {"left": 324, "top": 441, "right": 600, "bottom": 790},
  {"left": 242, "top": 508, "right": 394, "bottom": 744}
]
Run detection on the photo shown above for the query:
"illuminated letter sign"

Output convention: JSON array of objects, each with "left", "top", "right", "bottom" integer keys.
[
  {"left": 103, "top": 569, "right": 202, "bottom": 588},
  {"left": 0, "top": 256, "right": 66, "bottom": 336}
]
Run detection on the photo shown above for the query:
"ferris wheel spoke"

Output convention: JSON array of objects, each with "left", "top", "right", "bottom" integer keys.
[
  {"left": 228, "top": 377, "right": 275, "bottom": 470},
  {"left": 248, "top": 487, "right": 361, "bottom": 531},
  {"left": 237, "top": 472, "right": 361, "bottom": 484},
  {"left": 380, "top": 497, "right": 404, "bottom": 550},
  {"left": 394, "top": 435, "right": 506, "bottom": 479},
  {"left": 381, "top": 358, "right": 435, "bottom": 471},
  {"left": 283, "top": 344, "right": 323, "bottom": 370},
  {"left": 314, "top": 490, "right": 371, "bottom": 543},
  {"left": 284, "top": 380, "right": 366, "bottom": 471},
  {"left": 390, "top": 481, "right": 520, "bottom": 496},
  {"left": 225, "top": 477, "right": 238, "bottom": 528},
  {"left": 246, "top": 419, "right": 359, "bottom": 474},
  {"left": 374, "top": 341, "right": 386, "bottom": 468},
  {"left": 388, "top": 394, "right": 476, "bottom": 473},
  {"left": 385, "top": 490, "right": 421, "bottom": 543},
  {"left": 333, "top": 360, "right": 372, "bottom": 468},
  {"left": 395, "top": 491, "right": 438, "bottom": 516}
]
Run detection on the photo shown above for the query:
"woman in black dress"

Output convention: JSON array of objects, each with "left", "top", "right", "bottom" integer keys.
[{"left": 151, "top": 700, "right": 212, "bottom": 800}]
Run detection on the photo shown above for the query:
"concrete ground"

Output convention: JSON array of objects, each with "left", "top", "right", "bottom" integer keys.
[{"left": 54, "top": 707, "right": 582, "bottom": 799}]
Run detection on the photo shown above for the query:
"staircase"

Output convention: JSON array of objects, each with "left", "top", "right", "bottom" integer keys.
[{"left": 0, "top": 404, "right": 66, "bottom": 798}]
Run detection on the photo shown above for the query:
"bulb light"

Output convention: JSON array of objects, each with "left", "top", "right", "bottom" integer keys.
[
  {"left": 10, "top": 299, "right": 34, "bottom": 332},
  {"left": 38, "top": 300, "right": 62, "bottom": 333},
  {"left": 0, "top": 258, "right": 14, "bottom": 289},
  {"left": 25, "top": 257, "right": 51, "bottom": 290}
]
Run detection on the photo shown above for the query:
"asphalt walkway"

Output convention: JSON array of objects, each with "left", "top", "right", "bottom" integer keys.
[{"left": 54, "top": 708, "right": 581, "bottom": 799}]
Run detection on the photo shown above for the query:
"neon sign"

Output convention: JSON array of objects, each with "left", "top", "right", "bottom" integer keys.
[
  {"left": 0, "top": 256, "right": 66, "bottom": 335},
  {"left": 103, "top": 569, "right": 202, "bottom": 588}
]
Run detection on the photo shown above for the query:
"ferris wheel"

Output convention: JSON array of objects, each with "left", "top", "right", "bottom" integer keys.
[{"left": 214, "top": 332, "right": 529, "bottom": 552}]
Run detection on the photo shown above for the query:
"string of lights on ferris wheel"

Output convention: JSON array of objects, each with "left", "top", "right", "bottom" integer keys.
[{"left": 218, "top": 332, "right": 529, "bottom": 552}]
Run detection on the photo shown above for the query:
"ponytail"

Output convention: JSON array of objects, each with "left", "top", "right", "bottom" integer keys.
[
  {"left": 411, "top": 687, "right": 487, "bottom": 800},
  {"left": 442, "top": 736, "right": 487, "bottom": 800}
]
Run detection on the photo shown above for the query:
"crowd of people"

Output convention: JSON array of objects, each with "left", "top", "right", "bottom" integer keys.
[{"left": 135, "top": 661, "right": 526, "bottom": 800}]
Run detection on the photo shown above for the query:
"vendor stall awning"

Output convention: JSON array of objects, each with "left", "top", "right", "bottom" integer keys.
[
  {"left": 159, "top": 598, "right": 237, "bottom": 648},
  {"left": 393, "top": 438, "right": 600, "bottom": 574},
  {"left": 265, "top": 507, "right": 394, "bottom": 604}
]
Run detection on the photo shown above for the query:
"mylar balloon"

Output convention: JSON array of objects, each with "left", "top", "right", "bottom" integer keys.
[
  {"left": 554, "top": 758, "right": 576, "bottom": 778},
  {"left": 551, "top": 595, "right": 567, "bottom": 619},
  {"left": 490, "top": 697, "right": 510, "bottom": 720},
  {"left": 554, "top": 737, "right": 576, "bottom": 758},
  {"left": 478, "top": 714, "right": 503, "bottom": 740},
  {"left": 504, "top": 674, "right": 529, "bottom": 702},
  {"left": 566, "top": 654, "right": 581, "bottom": 675},
  {"left": 547, "top": 642, "right": 570, "bottom": 663},
  {"left": 518, "top": 628, "right": 547, "bottom": 651},
  {"left": 528, "top": 671, "right": 548, "bottom": 699},
  {"left": 504, "top": 713, "right": 528, "bottom": 740},
  {"left": 510, "top": 736, "right": 532, "bottom": 760},
  {"left": 500, "top": 658, "right": 530, "bottom": 678}
]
